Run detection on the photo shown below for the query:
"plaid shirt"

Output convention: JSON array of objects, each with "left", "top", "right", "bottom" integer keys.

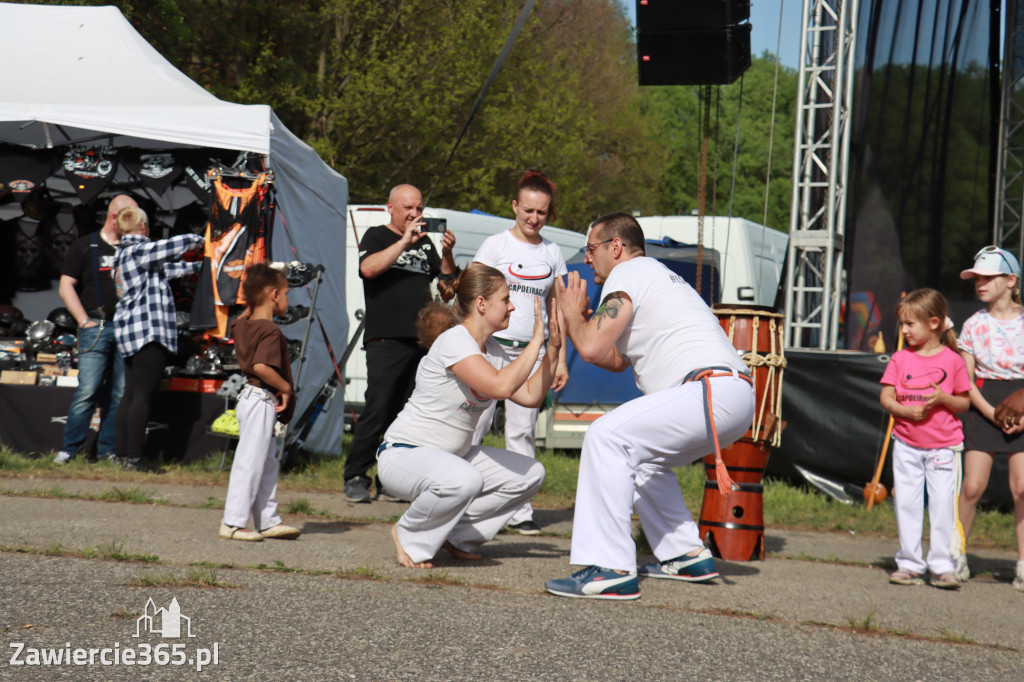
[{"left": 114, "top": 233, "right": 203, "bottom": 357}]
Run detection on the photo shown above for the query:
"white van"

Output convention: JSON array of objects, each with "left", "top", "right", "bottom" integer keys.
[
  {"left": 341, "top": 205, "right": 586, "bottom": 421},
  {"left": 635, "top": 215, "right": 788, "bottom": 306}
]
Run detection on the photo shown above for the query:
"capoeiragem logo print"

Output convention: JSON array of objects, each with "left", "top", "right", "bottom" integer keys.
[{"left": 9, "top": 596, "right": 220, "bottom": 671}]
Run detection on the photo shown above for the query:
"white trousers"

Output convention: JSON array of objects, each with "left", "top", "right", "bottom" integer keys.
[
  {"left": 472, "top": 344, "right": 544, "bottom": 525},
  {"left": 570, "top": 373, "right": 754, "bottom": 572},
  {"left": 892, "top": 437, "right": 960, "bottom": 575},
  {"left": 377, "top": 443, "right": 546, "bottom": 564},
  {"left": 223, "top": 386, "right": 283, "bottom": 531}
]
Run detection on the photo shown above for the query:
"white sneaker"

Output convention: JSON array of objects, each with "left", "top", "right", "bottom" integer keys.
[
  {"left": 53, "top": 451, "right": 72, "bottom": 464},
  {"left": 1013, "top": 561, "right": 1024, "bottom": 592}
]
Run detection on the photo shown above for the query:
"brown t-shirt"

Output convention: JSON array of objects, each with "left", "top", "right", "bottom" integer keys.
[{"left": 230, "top": 317, "right": 295, "bottom": 424}]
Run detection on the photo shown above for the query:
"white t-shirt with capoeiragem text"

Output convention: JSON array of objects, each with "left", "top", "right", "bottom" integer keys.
[
  {"left": 384, "top": 325, "right": 510, "bottom": 456},
  {"left": 473, "top": 230, "right": 567, "bottom": 341},
  {"left": 599, "top": 256, "right": 747, "bottom": 395}
]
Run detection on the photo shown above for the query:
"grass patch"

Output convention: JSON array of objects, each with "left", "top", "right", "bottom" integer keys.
[
  {"left": 703, "top": 607, "right": 776, "bottom": 621},
  {"left": 844, "top": 609, "right": 880, "bottom": 633},
  {"left": 254, "top": 559, "right": 304, "bottom": 573},
  {"left": 2, "top": 436, "right": 1019, "bottom": 549},
  {"left": 106, "top": 608, "right": 136, "bottom": 620},
  {"left": 190, "top": 560, "right": 235, "bottom": 569},
  {"left": 404, "top": 569, "right": 465, "bottom": 586},
  {"left": 282, "top": 497, "right": 313, "bottom": 515},
  {"left": 338, "top": 566, "right": 390, "bottom": 581},
  {"left": 1, "top": 542, "right": 157, "bottom": 563},
  {"left": 939, "top": 627, "right": 974, "bottom": 644},
  {"left": 98, "top": 487, "right": 161, "bottom": 504},
  {"left": 129, "top": 567, "right": 238, "bottom": 588},
  {"left": 84, "top": 539, "right": 159, "bottom": 563}
]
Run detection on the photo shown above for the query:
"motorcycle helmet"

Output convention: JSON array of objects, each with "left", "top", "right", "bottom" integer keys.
[
  {"left": 47, "top": 307, "right": 78, "bottom": 333},
  {"left": 26, "top": 319, "right": 56, "bottom": 352}
]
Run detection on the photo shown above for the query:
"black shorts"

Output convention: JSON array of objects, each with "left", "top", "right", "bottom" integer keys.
[{"left": 962, "top": 378, "right": 1024, "bottom": 454}]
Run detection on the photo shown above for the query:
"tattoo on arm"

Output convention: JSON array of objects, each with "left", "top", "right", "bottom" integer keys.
[{"left": 593, "top": 292, "right": 626, "bottom": 329}]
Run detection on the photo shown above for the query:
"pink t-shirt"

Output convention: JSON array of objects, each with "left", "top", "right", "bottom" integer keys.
[{"left": 880, "top": 346, "right": 971, "bottom": 448}]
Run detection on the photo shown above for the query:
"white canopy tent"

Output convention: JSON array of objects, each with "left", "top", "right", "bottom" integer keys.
[{"left": 0, "top": 2, "right": 350, "bottom": 455}]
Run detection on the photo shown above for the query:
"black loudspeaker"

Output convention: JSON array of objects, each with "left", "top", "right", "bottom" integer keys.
[
  {"left": 636, "top": 0, "right": 750, "bottom": 30},
  {"left": 638, "top": 24, "right": 752, "bottom": 86}
]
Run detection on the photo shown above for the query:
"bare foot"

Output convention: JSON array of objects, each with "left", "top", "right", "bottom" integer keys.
[
  {"left": 443, "top": 540, "right": 481, "bottom": 561},
  {"left": 391, "top": 524, "right": 433, "bottom": 569}
]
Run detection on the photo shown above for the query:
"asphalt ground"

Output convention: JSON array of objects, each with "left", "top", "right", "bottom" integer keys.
[{"left": 1, "top": 475, "right": 1022, "bottom": 680}]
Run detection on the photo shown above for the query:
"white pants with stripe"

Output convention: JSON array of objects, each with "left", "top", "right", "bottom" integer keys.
[
  {"left": 472, "top": 343, "right": 544, "bottom": 525},
  {"left": 892, "top": 437, "right": 961, "bottom": 575},
  {"left": 223, "top": 386, "right": 283, "bottom": 531},
  {"left": 570, "top": 373, "right": 754, "bottom": 572},
  {"left": 377, "top": 444, "right": 546, "bottom": 564}
]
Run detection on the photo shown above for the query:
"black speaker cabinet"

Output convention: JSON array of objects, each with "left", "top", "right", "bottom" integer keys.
[
  {"left": 637, "top": 24, "right": 751, "bottom": 86},
  {"left": 636, "top": 0, "right": 751, "bottom": 30}
]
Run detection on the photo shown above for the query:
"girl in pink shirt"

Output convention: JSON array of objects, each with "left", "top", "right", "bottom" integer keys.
[{"left": 880, "top": 289, "right": 971, "bottom": 588}]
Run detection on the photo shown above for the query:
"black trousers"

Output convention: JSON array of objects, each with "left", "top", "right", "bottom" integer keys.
[
  {"left": 115, "top": 342, "right": 170, "bottom": 461},
  {"left": 344, "top": 338, "right": 423, "bottom": 481}
]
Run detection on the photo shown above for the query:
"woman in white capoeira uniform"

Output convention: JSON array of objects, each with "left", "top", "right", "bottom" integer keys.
[{"left": 377, "top": 263, "right": 563, "bottom": 568}]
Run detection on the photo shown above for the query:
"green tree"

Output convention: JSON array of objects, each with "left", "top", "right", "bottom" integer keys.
[{"left": 642, "top": 54, "right": 799, "bottom": 232}]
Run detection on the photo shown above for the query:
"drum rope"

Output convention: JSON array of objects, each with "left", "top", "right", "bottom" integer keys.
[{"left": 726, "top": 314, "right": 787, "bottom": 447}]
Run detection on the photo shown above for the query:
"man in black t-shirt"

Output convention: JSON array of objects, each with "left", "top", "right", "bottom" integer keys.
[
  {"left": 53, "top": 194, "right": 137, "bottom": 463},
  {"left": 343, "top": 184, "right": 457, "bottom": 502}
]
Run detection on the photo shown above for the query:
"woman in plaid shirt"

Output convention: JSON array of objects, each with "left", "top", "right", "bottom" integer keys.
[{"left": 112, "top": 207, "right": 203, "bottom": 470}]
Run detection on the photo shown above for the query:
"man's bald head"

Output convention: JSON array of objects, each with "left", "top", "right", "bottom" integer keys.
[
  {"left": 386, "top": 184, "right": 424, "bottom": 234},
  {"left": 106, "top": 195, "right": 138, "bottom": 223},
  {"left": 102, "top": 194, "right": 138, "bottom": 240}
]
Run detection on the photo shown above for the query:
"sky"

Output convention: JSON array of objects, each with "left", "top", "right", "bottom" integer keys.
[{"left": 625, "top": 1, "right": 803, "bottom": 68}]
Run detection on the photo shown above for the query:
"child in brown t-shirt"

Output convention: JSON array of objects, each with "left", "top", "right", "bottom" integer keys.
[{"left": 220, "top": 263, "right": 301, "bottom": 541}]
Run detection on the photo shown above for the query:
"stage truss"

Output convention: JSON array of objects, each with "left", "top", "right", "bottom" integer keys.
[{"left": 784, "top": 0, "right": 858, "bottom": 351}]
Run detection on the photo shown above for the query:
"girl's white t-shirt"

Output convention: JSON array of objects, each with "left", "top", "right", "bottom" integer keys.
[
  {"left": 599, "top": 257, "right": 747, "bottom": 395},
  {"left": 958, "top": 309, "right": 1024, "bottom": 380},
  {"left": 384, "top": 325, "right": 509, "bottom": 456},
  {"left": 473, "top": 230, "right": 567, "bottom": 341}
]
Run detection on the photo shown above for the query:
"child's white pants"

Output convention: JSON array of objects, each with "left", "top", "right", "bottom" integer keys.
[
  {"left": 892, "top": 437, "right": 960, "bottom": 575},
  {"left": 223, "top": 386, "right": 282, "bottom": 531}
]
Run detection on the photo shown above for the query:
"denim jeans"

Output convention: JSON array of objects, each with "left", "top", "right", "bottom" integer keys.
[{"left": 61, "top": 321, "right": 124, "bottom": 456}]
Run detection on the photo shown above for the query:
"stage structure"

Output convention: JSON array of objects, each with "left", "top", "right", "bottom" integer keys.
[
  {"left": 995, "top": 0, "right": 1024, "bottom": 257},
  {"left": 784, "top": 0, "right": 858, "bottom": 350}
]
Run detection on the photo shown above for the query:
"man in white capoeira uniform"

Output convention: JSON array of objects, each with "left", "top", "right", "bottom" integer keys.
[{"left": 545, "top": 212, "right": 755, "bottom": 600}]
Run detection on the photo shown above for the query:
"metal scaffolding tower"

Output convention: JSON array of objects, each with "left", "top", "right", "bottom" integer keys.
[
  {"left": 784, "top": 0, "right": 858, "bottom": 350},
  {"left": 994, "top": 0, "right": 1024, "bottom": 259}
]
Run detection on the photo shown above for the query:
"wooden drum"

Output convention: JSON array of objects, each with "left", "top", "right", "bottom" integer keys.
[{"left": 698, "top": 305, "right": 786, "bottom": 561}]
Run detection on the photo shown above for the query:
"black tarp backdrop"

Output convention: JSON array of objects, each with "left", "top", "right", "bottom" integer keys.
[
  {"left": 845, "top": 0, "right": 995, "bottom": 349},
  {"left": 771, "top": 350, "right": 1014, "bottom": 510}
]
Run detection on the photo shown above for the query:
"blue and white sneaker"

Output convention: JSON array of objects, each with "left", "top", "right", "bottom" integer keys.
[
  {"left": 638, "top": 547, "right": 719, "bottom": 582},
  {"left": 545, "top": 566, "right": 640, "bottom": 600}
]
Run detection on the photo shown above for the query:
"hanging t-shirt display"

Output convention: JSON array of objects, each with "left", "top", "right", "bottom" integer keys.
[
  {"left": 0, "top": 147, "right": 55, "bottom": 197},
  {"left": 13, "top": 217, "right": 51, "bottom": 291},
  {"left": 122, "top": 150, "right": 182, "bottom": 194},
  {"left": 61, "top": 146, "right": 118, "bottom": 203},
  {"left": 190, "top": 171, "right": 273, "bottom": 337},
  {"left": 43, "top": 207, "right": 78, "bottom": 279}
]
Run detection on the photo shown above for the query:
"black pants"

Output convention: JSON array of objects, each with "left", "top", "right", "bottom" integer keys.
[
  {"left": 116, "top": 342, "right": 170, "bottom": 461},
  {"left": 344, "top": 338, "right": 423, "bottom": 481}
]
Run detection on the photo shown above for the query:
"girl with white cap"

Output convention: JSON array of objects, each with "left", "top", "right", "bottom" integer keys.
[{"left": 957, "top": 245, "right": 1024, "bottom": 590}]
